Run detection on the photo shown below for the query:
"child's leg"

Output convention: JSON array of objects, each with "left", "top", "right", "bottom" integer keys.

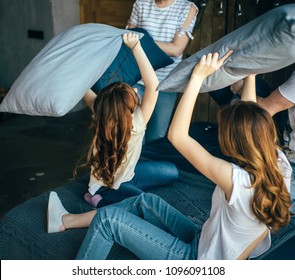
[
  {"left": 95, "top": 160, "right": 178, "bottom": 207},
  {"left": 84, "top": 192, "right": 102, "bottom": 207},
  {"left": 63, "top": 210, "right": 96, "bottom": 230},
  {"left": 96, "top": 184, "right": 143, "bottom": 207},
  {"left": 76, "top": 193, "right": 199, "bottom": 260},
  {"left": 47, "top": 191, "right": 97, "bottom": 233},
  {"left": 118, "top": 193, "right": 197, "bottom": 243},
  {"left": 131, "top": 160, "right": 179, "bottom": 191}
]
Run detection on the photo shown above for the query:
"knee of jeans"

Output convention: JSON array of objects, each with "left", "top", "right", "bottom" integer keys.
[
  {"left": 162, "top": 162, "right": 179, "bottom": 180},
  {"left": 169, "top": 163, "right": 179, "bottom": 179},
  {"left": 136, "top": 192, "right": 159, "bottom": 204},
  {"left": 95, "top": 205, "right": 121, "bottom": 222}
]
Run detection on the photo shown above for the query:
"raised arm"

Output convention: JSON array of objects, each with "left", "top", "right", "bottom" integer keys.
[
  {"left": 168, "top": 51, "right": 234, "bottom": 200},
  {"left": 123, "top": 33, "right": 159, "bottom": 124},
  {"left": 83, "top": 89, "right": 97, "bottom": 112},
  {"left": 257, "top": 71, "right": 295, "bottom": 116},
  {"left": 240, "top": 74, "right": 256, "bottom": 102},
  {"left": 156, "top": 5, "right": 197, "bottom": 57}
]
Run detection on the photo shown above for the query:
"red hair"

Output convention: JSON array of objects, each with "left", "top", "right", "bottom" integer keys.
[{"left": 218, "top": 100, "right": 291, "bottom": 231}]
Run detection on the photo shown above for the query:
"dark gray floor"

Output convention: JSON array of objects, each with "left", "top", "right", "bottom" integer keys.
[{"left": 0, "top": 107, "right": 92, "bottom": 217}]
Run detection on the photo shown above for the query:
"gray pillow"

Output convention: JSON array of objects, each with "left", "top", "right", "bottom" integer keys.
[
  {"left": 158, "top": 4, "right": 295, "bottom": 93},
  {"left": 0, "top": 24, "right": 143, "bottom": 116}
]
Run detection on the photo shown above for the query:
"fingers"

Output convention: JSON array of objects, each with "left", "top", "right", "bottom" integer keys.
[
  {"left": 219, "top": 50, "right": 233, "bottom": 63},
  {"left": 123, "top": 32, "right": 140, "bottom": 50},
  {"left": 200, "top": 52, "right": 213, "bottom": 64},
  {"left": 201, "top": 50, "right": 233, "bottom": 67},
  {"left": 123, "top": 32, "right": 139, "bottom": 42},
  {"left": 192, "top": 50, "right": 233, "bottom": 79}
]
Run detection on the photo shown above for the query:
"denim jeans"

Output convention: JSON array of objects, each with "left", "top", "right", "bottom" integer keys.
[
  {"left": 133, "top": 83, "right": 178, "bottom": 144},
  {"left": 76, "top": 193, "right": 200, "bottom": 260},
  {"left": 96, "top": 160, "right": 179, "bottom": 207}
]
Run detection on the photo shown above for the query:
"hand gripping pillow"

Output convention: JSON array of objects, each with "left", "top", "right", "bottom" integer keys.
[
  {"left": 0, "top": 24, "right": 143, "bottom": 116},
  {"left": 158, "top": 4, "right": 295, "bottom": 93},
  {"left": 91, "top": 28, "right": 174, "bottom": 93}
]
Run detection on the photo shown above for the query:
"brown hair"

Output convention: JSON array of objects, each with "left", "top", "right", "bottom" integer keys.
[
  {"left": 84, "top": 82, "right": 139, "bottom": 188},
  {"left": 217, "top": 100, "right": 291, "bottom": 232}
]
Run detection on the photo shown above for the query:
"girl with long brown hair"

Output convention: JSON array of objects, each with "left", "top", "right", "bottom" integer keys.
[
  {"left": 47, "top": 32, "right": 178, "bottom": 233},
  {"left": 168, "top": 52, "right": 292, "bottom": 259}
]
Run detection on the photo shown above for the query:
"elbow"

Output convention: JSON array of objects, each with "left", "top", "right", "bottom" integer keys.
[
  {"left": 170, "top": 48, "right": 183, "bottom": 58},
  {"left": 168, "top": 127, "right": 179, "bottom": 147},
  {"left": 167, "top": 42, "right": 184, "bottom": 58},
  {"left": 168, "top": 126, "right": 189, "bottom": 151}
]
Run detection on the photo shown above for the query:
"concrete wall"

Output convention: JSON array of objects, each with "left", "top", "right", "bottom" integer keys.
[
  {"left": 0, "top": 0, "right": 79, "bottom": 89},
  {"left": 51, "top": 0, "right": 79, "bottom": 35}
]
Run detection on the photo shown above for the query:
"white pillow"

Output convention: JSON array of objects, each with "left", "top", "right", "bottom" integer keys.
[{"left": 0, "top": 24, "right": 137, "bottom": 116}]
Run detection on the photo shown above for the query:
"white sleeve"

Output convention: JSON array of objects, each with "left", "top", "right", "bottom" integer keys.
[
  {"left": 132, "top": 107, "right": 146, "bottom": 133},
  {"left": 229, "top": 164, "right": 251, "bottom": 205}
]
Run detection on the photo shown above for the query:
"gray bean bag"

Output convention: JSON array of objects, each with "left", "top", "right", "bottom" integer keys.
[{"left": 1, "top": 122, "right": 295, "bottom": 260}]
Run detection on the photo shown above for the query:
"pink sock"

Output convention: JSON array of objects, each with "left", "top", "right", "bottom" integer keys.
[{"left": 84, "top": 192, "right": 103, "bottom": 207}]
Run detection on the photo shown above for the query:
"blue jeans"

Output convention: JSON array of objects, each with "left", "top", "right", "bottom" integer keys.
[
  {"left": 133, "top": 83, "right": 178, "bottom": 143},
  {"left": 96, "top": 160, "right": 179, "bottom": 207},
  {"left": 76, "top": 193, "right": 200, "bottom": 260}
]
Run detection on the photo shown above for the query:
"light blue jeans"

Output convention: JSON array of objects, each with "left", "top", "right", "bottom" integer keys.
[
  {"left": 133, "top": 83, "right": 178, "bottom": 144},
  {"left": 76, "top": 193, "right": 200, "bottom": 260},
  {"left": 95, "top": 160, "right": 179, "bottom": 207}
]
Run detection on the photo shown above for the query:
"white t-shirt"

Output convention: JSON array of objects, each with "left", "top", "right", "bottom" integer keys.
[
  {"left": 88, "top": 106, "right": 146, "bottom": 194},
  {"left": 198, "top": 150, "right": 292, "bottom": 260},
  {"left": 128, "top": 0, "right": 197, "bottom": 82}
]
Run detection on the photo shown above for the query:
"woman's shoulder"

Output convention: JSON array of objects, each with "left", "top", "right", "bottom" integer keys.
[
  {"left": 231, "top": 163, "right": 251, "bottom": 185},
  {"left": 277, "top": 149, "right": 292, "bottom": 177},
  {"left": 132, "top": 106, "right": 146, "bottom": 132},
  {"left": 177, "top": 0, "right": 198, "bottom": 9},
  {"left": 226, "top": 163, "right": 252, "bottom": 205}
]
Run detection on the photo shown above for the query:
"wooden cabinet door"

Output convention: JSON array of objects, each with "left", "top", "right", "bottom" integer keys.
[
  {"left": 80, "top": 0, "right": 134, "bottom": 28},
  {"left": 187, "top": 0, "right": 230, "bottom": 122}
]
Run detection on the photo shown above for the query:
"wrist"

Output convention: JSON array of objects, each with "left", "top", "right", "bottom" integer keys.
[
  {"left": 131, "top": 41, "right": 141, "bottom": 53},
  {"left": 191, "top": 73, "right": 206, "bottom": 82}
]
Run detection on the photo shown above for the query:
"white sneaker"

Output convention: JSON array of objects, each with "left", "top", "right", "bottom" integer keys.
[{"left": 47, "top": 191, "right": 69, "bottom": 233}]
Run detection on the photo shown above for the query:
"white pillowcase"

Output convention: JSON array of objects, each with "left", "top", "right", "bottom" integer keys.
[{"left": 0, "top": 24, "right": 135, "bottom": 116}]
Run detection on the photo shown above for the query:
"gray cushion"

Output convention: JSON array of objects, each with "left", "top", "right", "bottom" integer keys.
[
  {"left": 0, "top": 24, "right": 143, "bottom": 117},
  {"left": 158, "top": 4, "right": 295, "bottom": 93}
]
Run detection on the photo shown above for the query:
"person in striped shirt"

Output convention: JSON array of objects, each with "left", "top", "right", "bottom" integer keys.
[{"left": 127, "top": 0, "right": 198, "bottom": 143}]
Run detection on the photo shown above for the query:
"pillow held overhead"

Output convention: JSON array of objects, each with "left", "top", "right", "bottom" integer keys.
[
  {"left": 91, "top": 28, "right": 174, "bottom": 93},
  {"left": 158, "top": 4, "right": 295, "bottom": 93},
  {"left": 0, "top": 24, "right": 143, "bottom": 116}
]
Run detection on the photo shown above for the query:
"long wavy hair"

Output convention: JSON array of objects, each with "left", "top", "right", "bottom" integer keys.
[
  {"left": 85, "top": 82, "right": 140, "bottom": 188},
  {"left": 217, "top": 100, "right": 291, "bottom": 232}
]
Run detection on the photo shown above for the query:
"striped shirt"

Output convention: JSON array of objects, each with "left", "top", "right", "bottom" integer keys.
[{"left": 128, "top": 0, "right": 198, "bottom": 82}]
